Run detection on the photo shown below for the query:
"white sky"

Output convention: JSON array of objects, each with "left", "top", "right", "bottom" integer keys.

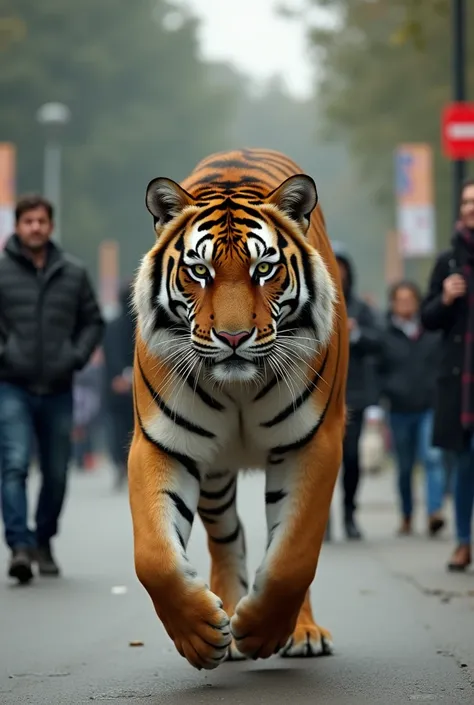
[{"left": 172, "top": 0, "right": 334, "bottom": 99}]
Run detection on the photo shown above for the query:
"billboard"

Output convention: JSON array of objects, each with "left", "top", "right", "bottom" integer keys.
[
  {"left": 0, "top": 143, "right": 16, "bottom": 250},
  {"left": 394, "top": 143, "right": 435, "bottom": 258}
]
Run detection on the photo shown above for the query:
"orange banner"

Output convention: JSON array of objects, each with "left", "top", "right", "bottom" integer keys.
[
  {"left": 0, "top": 142, "right": 15, "bottom": 206},
  {"left": 396, "top": 143, "right": 433, "bottom": 206},
  {"left": 98, "top": 240, "right": 120, "bottom": 315},
  {"left": 395, "top": 143, "right": 435, "bottom": 258},
  {"left": 0, "top": 143, "right": 15, "bottom": 249}
]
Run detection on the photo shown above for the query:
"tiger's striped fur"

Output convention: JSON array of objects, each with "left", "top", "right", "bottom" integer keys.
[{"left": 129, "top": 148, "right": 348, "bottom": 670}]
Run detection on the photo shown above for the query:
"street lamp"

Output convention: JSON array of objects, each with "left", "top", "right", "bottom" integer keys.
[{"left": 36, "top": 102, "right": 71, "bottom": 244}]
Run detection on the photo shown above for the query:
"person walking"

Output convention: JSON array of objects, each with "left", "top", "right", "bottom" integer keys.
[
  {"left": 0, "top": 195, "right": 104, "bottom": 583},
  {"left": 421, "top": 178, "right": 474, "bottom": 571},
  {"left": 72, "top": 348, "right": 104, "bottom": 471},
  {"left": 102, "top": 281, "right": 135, "bottom": 490},
  {"left": 379, "top": 280, "right": 445, "bottom": 536},
  {"left": 332, "top": 242, "right": 382, "bottom": 539}
]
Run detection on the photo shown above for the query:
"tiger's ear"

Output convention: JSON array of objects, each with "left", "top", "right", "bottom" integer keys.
[
  {"left": 145, "top": 177, "right": 195, "bottom": 232},
  {"left": 266, "top": 174, "right": 318, "bottom": 232}
]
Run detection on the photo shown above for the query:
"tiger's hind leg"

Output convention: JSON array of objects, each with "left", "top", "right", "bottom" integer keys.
[
  {"left": 199, "top": 471, "right": 248, "bottom": 661},
  {"left": 279, "top": 589, "right": 333, "bottom": 657}
]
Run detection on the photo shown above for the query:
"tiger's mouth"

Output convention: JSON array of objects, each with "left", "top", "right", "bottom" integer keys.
[
  {"left": 192, "top": 340, "right": 274, "bottom": 365},
  {"left": 195, "top": 346, "right": 267, "bottom": 366},
  {"left": 191, "top": 337, "right": 271, "bottom": 384}
]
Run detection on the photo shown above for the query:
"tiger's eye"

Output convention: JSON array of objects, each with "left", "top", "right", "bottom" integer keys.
[
  {"left": 192, "top": 264, "right": 208, "bottom": 277},
  {"left": 257, "top": 262, "right": 271, "bottom": 275}
]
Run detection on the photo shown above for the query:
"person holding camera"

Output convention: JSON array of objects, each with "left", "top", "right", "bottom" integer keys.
[{"left": 421, "top": 178, "right": 474, "bottom": 572}]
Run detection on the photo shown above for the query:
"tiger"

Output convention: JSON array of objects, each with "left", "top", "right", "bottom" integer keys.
[{"left": 129, "top": 148, "right": 349, "bottom": 671}]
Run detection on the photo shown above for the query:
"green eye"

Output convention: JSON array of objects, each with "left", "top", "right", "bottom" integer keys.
[
  {"left": 191, "top": 264, "right": 208, "bottom": 277},
  {"left": 256, "top": 262, "right": 271, "bottom": 275}
]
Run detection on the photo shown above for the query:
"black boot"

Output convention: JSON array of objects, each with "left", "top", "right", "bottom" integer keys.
[
  {"left": 36, "top": 542, "right": 60, "bottom": 576},
  {"left": 8, "top": 547, "right": 34, "bottom": 584},
  {"left": 344, "top": 509, "right": 362, "bottom": 540}
]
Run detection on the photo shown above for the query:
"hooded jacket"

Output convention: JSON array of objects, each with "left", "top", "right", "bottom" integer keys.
[
  {"left": 378, "top": 312, "right": 441, "bottom": 413},
  {"left": 332, "top": 241, "right": 382, "bottom": 412},
  {"left": 0, "top": 234, "right": 104, "bottom": 395}
]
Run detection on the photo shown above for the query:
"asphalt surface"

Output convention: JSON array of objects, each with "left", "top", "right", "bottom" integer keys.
[{"left": 0, "top": 463, "right": 473, "bottom": 705}]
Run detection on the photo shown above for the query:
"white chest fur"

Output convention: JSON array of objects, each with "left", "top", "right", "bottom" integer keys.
[{"left": 140, "top": 360, "right": 323, "bottom": 473}]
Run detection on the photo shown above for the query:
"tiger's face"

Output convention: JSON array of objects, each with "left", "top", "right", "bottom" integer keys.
[{"left": 134, "top": 175, "right": 336, "bottom": 385}]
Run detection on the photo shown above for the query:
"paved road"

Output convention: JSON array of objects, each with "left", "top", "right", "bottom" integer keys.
[{"left": 0, "top": 464, "right": 473, "bottom": 704}]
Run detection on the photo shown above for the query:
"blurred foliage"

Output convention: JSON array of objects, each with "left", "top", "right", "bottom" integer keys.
[
  {"left": 0, "top": 0, "right": 238, "bottom": 281},
  {"left": 306, "top": 0, "right": 474, "bottom": 286},
  {"left": 388, "top": 0, "right": 448, "bottom": 50}
]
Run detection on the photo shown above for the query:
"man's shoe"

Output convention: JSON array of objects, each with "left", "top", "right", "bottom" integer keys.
[
  {"left": 428, "top": 513, "right": 445, "bottom": 537},
  {"left": 36, "top": 543, "right": 60, "bottom": 576},
  {"left": 398, "top": 517, "right": 412, "bottom": 536},
  {"left": 447, "top": 545, "right": 471, "bottom": 572},
  {"left": 344, "top": 511, "right": 363, "bottom": 540},
  {"left": 8, "top": 547, "right": 34, "bottom": 584}
]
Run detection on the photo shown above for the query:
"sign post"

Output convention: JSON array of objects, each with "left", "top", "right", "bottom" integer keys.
[
  {"left": 0, "top": 142, "right": 16, "bottom": 250},
  {"left": 442, "top": 101, "right": 474, "bottom": 223},
  {"left": 450, "top": 0, "right": 467, "bottom": 223},
  {"left": 394, "top": 143, "right": 436, "bottom": 258}
]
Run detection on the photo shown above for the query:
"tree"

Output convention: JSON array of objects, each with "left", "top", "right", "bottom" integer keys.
[
  {"left": 0, "top": 0, "right": 240, "bottom": 279},
  {"left": 305, "top": 0, "right": 474, "bottom": 284}
]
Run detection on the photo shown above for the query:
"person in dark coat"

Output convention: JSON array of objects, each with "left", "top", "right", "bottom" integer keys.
[
  {"left": 421, "top": 178, "right": 474, "bottom": 571},
  {"left": 72, "top": 348, "right": 104, "bottom": 470},
  {"left": 332, "top": 242, "right": 382, "bottom": 539},
  {"left": 102, "top": 281, "right": 135, "bottom": 490},
  {"left": 0, "top": 194, "right": 104, "bottom": 583},
  {"left": 379, "top": 280, "right": 445, "bottom": 537}
]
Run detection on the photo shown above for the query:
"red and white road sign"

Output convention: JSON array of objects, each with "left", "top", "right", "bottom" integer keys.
[{"left": 442, "top": 102, "right": 474, "bottom": 159}]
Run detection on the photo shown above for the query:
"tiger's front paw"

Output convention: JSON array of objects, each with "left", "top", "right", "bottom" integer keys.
[
  {"left": 225, "top": 639, "right": 247, "bottom": 662},
  {"left": 160, "top": 588, "right": 232, "bottom": 670},
  {"left": 280, "top": 621, "right": 333, "bottom": 658},
  {"left": 230, "top": 594, "right": 298, "bottom": 660}
]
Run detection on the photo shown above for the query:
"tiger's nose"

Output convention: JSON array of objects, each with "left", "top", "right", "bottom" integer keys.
[{"left": 214, "top": 329, "right": 253, "bottom": 348}]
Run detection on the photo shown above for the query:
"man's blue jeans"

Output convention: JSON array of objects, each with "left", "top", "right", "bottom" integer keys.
[
  {"left": 389, "top": 409, "right": 445, "bottom": 519},
  {"left": 0, "top": 382, "right": 73, "bottom": 549},
  {"left": 444, "top": 440, "right": 474, "bottom": 546}
]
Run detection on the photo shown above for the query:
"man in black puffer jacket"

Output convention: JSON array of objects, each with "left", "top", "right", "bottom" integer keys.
[
  {"left": 0, "top": 194, "right": 104, "bottom": 583},
  {"left": 332, "top": 242, "right": 382, "bottom": 540}
]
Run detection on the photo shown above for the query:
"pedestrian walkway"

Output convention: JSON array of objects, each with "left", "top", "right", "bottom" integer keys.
[{"left": 0, "top": 464, "right": 473, "bottom": 704}]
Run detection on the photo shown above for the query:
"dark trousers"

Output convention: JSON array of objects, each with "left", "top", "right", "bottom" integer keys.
[
  {"left": 444, "top": 442, "right": 474, "bottom": 545},
  {"left": 389, "top": 410, "right": 445, "bottom": 519},
  {"left": 106, "top": 396, "right": 133, "bottom": 480},
  {"left": 342, "top": 409, "right": 364, "bottom": 513},
  {"left": 0, "top": 382, "right": 73, "bottom": 549}
]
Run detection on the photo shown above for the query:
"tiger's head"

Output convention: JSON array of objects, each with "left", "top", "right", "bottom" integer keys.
[{"left": 134, "top": 175, "right": 337, "bottom": 385}]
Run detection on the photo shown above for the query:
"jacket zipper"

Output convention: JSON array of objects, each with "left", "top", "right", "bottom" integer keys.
[
  {"left": 36, "top": 270, "right": 45, "bottom": 381},
  {"left": 36, "top": 261, "right": 63, "bottom": 385}
]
